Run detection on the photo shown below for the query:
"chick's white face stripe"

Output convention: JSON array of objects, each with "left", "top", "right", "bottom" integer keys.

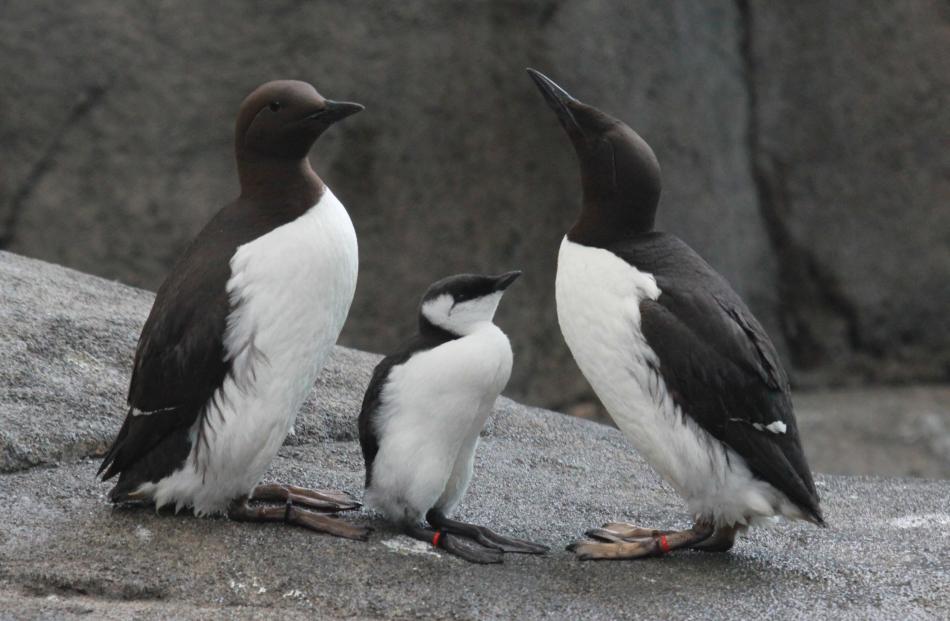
[
  {"left": 421, "top": 294, "right": 453, "bottom": 326},
  {"left": 422, "top": 292, "right": 503, "bottom": 336}
]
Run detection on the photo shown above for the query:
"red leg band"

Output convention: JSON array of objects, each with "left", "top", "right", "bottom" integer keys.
[
  {"left": 658, "top": 534, "right": 670, "bottom": 553},
  {"left": 432, "top": 531, "right": 443, "bottom": 548}
]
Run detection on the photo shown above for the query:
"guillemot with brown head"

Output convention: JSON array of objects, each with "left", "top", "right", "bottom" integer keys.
[
  {"left": 99, "top": 80, "right": 368, "bottom": 539},
  {"left": 527, "top": 68, "right": 823, "bottom": 559}
]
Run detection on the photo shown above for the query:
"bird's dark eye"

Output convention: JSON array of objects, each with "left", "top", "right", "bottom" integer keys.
[{"left": 268, "top": 101, "right": 282, "bottom": 112}]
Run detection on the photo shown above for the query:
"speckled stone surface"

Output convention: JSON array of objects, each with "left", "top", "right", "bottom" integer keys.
[{"left": 1, "top": 251, "right": 949, "bottom": 619}]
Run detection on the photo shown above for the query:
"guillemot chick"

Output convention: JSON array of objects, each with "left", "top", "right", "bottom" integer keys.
[
  {"left": 358, "top": 272, "right": 549, "bottom": 564},
  {"left": 99, "top": 80, "right": 368, "bottom": 539},
  {"left": 528, "top": 68, "right": 822, "bottom": 560}
]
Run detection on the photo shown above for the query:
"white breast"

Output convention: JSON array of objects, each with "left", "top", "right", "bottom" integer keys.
[
  {"left": 365, "top": 324, "right": 512, "bottom": 525},
  {"left": 142, "top": 188, "right": 358, "bottom": 515},
  {"left": 556, "top": 237, "right": 796, "bottom": 527}
]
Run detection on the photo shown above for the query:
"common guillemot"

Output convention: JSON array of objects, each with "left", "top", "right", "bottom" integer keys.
[
  {"left": 527, "top": 68, "right": 823, "bottom": 559},
  {"left": 99, "top": 80, "right": 368, "bottom": 540},
  {"left": 358, "top": 272, "right": 549, "bottom": 564}
]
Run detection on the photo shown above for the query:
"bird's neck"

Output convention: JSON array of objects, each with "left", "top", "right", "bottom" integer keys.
[
  {"left": 568, "top": 197, "right": 656, "bottom": 248},
  {"left": 237, "top": 155, "right": 324, "bottom": 205},
  {"left": 419, "top": 315, "right": 461, "bottom": 343}
]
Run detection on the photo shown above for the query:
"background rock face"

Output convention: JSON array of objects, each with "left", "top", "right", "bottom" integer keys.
[
  {"left": 0, "top": 1, "right": 947, "bottom": 410},
  {"left": 743, "top": 1, "right": 950, "bottom": 385},
  {"left": 2, "top": 251, "right": 949, "bottom": 619}
]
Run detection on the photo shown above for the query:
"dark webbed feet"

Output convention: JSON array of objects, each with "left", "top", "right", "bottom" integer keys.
[
  {"left": 688, "top": 525, "right": 738, "bottom": 552},
  {"left": 405, "top": 525, "right": 503, "bottom": 564},
  {"left": 251, "top": 483, "right": 361, "bottom": 512},
  {"left": 228, "top": 495, "right": 370, "bottom": 541},
  {"left": 568, "top": 520, "right": 724, "bottom": 560},
  {"left": 425, "top": 509, "right": 549, "bottom": 555}
]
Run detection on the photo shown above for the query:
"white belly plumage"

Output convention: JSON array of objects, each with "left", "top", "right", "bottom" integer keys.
[
  {"left": 365, "top": 325, "right": 513, "bottom": 525},
  {"left": 556, "top": 237, "right": 797, "bottom": 527},
  {"left": 138, "top": 189, "right": 358, "bottom": 515}
]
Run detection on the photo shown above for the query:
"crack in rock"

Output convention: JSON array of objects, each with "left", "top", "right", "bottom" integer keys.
[{"left": 0, "top": 83, "right": 110, "bottom": 249}]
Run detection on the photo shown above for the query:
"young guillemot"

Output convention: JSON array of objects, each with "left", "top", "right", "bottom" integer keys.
[
  {"left": 358, "top": 272, "right": 549, "bottom": 564},
  {"left": 99, "top": 80, "right": 368, "bottom": 540},
  {"left": 528, "top": 68, "right": 823, "bottom": 559}
]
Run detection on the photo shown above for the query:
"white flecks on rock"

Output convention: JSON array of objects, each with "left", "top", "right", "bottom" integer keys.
[
  {"left": 250, "top": 576, "right": 267, "bottom": 595},
  {"left": 133, "top": 525, "right": 152, "bottom": 543},
  {"left": 381, "top": 536, "right": 441, "bottom": 557},
  {"left": 888, "top": 513, "right": 950, "bottom": 529}
]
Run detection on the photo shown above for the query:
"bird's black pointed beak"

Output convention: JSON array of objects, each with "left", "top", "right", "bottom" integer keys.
[
  {"left": 527, "top": 68, "right": 579, "bottom": 133},
  {"left": 491, "top": 270, "right": 522, "bottom": 292},
  {"left": 309, "top": 100, "right": 364, "bottom": 124}
]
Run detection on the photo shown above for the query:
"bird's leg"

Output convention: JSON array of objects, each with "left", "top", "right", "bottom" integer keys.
[
  {"left": 585, "top": 522, "right": 675, "bottom": 543},
  {"left": 569, "top": 520, "right": 714, "bottom": 560},
  {"left": 587, "top": 521, "right": 739, "bottom": 552},
  {"left": 425, "top": 509, "right": 549, "bottom": 554},
  {"left": 250, "top": 483, "right": 360, "bottom": 513},
  {"left": 404, "top": 524, "right": 503, "bottom": 565},
  {"left": 227, "top": 496, "right": 370, "bottom": 541},
  {"left": 689, "top": 525, "right": 739, "bottom": 552}
]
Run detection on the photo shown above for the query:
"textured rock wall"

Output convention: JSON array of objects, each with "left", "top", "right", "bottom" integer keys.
[
  {"left": 1, "top": 1, "right": 946, "bottom": 409},
  {"left": 742, "top": 0, "right": 950, "bottom": 384}
]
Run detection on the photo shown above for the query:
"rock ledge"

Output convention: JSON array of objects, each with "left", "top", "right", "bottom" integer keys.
[{"left": 1, "top": 251, "right": 948, "bottom": 620}]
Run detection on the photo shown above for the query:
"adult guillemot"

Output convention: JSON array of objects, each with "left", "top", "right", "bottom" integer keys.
[
  {"left": 358, "top": 272, "right": 548, "bottom": 563},
  {"left": 99, "top": 80, "right": 368, "bottom": 539},
  {"left": 528, "top": 68, "right": 823, "bottom": 559}
]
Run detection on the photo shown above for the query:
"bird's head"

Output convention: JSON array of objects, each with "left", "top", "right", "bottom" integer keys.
[
  {"left": 235, "top": 80, "right": 363, "bottom": 162},
  {"left": 419, "top": 272, "right": 522, "bottom": 336},
  {"left": 528, "top": 68, "right": 661, "bottom": 240}
]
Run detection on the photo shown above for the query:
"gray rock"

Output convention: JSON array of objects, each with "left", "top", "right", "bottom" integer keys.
[
  {"left": 745, "top": 1, "right": 950, "bottom": 383},
  {"left": 0, "top": 251, "right": 148, "bottom": 473},
  {"left": 795, "top": 385, "right": 950, "bottom": 479},
  {"left": 0, "top": 0, "right": 775, "bottom": 409},
  {"left": 2, "top": 253, "right": 950, "bottom": 619}
]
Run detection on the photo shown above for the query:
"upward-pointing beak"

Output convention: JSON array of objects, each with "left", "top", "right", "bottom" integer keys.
[
  {"left": 309, "top": 100, "right": 365, "bottom": 124},
  {"left": 491, "top": 270, "right": 522, "bottom": 292},
  {"left": 527, "top": 68, "right": 579, "bottom": 132}
]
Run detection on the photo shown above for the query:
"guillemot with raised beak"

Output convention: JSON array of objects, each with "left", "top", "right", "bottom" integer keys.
[
  {"left": 99, "top": 80, "right": 368, "bottom": 539},
  {"left": 359, "top": 272, "right": 549, "bottom": 563},
  {"left": 527, "top": 68, "right": 823, "bottom": 559}
]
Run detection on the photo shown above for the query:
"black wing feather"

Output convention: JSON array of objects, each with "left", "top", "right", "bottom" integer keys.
[
  {"left": 358, "top": 322, "right": 458, "bottom": 488},
  {"left": 611, "top": 233, "right": 822, "bottom": 523},
  {"left": 357, "top": 355, "right": 398, "bottom": 488}
]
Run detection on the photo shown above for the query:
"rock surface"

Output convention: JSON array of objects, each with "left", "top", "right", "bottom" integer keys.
[{"left": 2, "top": 254, "right": 950, "bottom": 619}]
